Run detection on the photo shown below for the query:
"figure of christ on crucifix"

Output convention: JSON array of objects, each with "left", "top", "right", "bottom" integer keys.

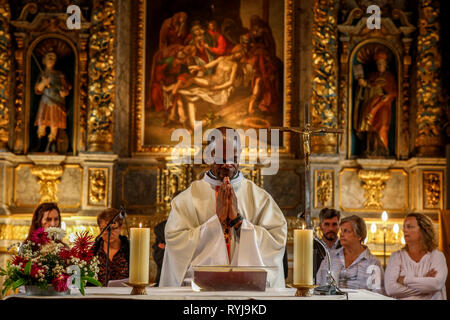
[{"left": 269, "top": 124, "right": 344, "bottom": 228}]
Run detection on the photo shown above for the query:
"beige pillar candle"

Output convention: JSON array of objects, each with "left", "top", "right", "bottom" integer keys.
[
  {"left": 293, "top": 228, "right": 313, "bottom": 285},
  {"left": 129, "top": 224, "right": 150, "bottom": 284}
]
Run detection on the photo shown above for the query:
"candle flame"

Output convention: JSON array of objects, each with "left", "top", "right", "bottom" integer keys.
[
  {"left": 370, "top": 223, "right": 377, "bottom": 234},
  {"left": 139, "top": 223, "right": 142, "bottom": 228},
  {"left": 381, "top": 211, "right": 388, "bottom": 222},
  {"left": 393, "top": 223, "right": 399, "bottom": 234},
  {"left": 302, "top": 224, "right": 305, "bottom": 230}
]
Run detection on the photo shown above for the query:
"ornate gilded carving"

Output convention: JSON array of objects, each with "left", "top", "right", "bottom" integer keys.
[
  {"left": 30, "top": 165, "right": 64, "bottom": 203},
  {"left": 78, "top": 35, "right": 89, "bottom": 152},
  {"left": 315, "top": 170, "right": 333, "bottom": 208},
  {"left": 240, "top": 164, "right": 263, "bottom": 187},
  {"left": 88, "top": 168, "right": 107, "bottom": 206},
  {"left": 87, "top": 0, "right": 116, "bottom": 152},
  {"left": 358, "top": 169, "right": 391, "bottom": 209},
  {"left": 0, "top": 1, "right": 11, "bottom": 150},
  {"left": 311, "top": 0, "right": 338, "bottom": 154},
  {"left": 423, "top": 171, "right": 442, "bottom": 209},
  {"left": 338, "top": 7, "right": 415, "bottom": 158},
  {"left": 158, "top": 164, "right": 189, "bottom": 214},
  {"left": 415, "top": 0, "right": 442, "bottom": 156},
  {"left": 10, "top": 3, "right": 90, "bottom": 154}
]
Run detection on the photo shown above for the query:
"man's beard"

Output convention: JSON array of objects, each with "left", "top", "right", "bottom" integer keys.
[{"left": 323, "top": 232, "right": 337, "bottom": 242}]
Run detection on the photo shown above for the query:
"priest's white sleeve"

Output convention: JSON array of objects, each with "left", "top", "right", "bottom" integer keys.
[
  {"left": 234, "top": 187, "right": 287, "bottom": 288},
  {"left": 160, "top": 196, "right": 228, "bottom": 287}
]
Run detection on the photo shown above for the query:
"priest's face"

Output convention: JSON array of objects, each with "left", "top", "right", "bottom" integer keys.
[
  {"left": 320, "top": 216, "right": 339, "bottom": 242},
  {"left": 210, "top": 143, "right": 240, "bottom": 181}
]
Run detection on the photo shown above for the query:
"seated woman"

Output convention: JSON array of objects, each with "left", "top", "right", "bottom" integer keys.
[
  {"left": 26, "top": 202, "right": 62, "bottom": 241},
  {"left": 92, "top": 208, "right": 130, "bottom": 286},
  {"left": 316, "top": 215, "right": 384, "bottom": 294},
  {"left": 385, "top": 213, "right": 448, "bottom": 300}
]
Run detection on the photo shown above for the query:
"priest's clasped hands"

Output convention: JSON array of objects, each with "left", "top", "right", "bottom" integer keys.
[{"left": 216, "top": 177, "right": 243, "bottom": 229}]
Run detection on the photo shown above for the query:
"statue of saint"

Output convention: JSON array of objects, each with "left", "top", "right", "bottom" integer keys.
[
  {"left": 353, "top": 50, "right": 397, "bottom": 156},
  {"left": 34, "top": 51, "right": 72, "bottom": 153}
]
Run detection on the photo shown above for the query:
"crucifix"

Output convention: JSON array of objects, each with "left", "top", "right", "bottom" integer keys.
[{"left": 269, "top": 122, "right": 344, "bottom": 229}]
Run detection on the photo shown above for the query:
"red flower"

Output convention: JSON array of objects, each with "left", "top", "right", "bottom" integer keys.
[
  {"left": 73, "top": 231, "right": 94, "bottom": 252},
  {"left": 11, "top": 256, "right": 28, "bottom": 267},
  {"left": 31, "top": 228, "right": 50, "bottom": 245},
  {"left": 58, "top": 248, "right": 72, "bottom": 260},
  {"left": 72, "top": 231, "right": 95, "bottom": 262},
  {"left": 52, "top": 273, "right": 69, "bottom": 292},
  {"left": 76, "top": 249, "right": 94, "bottom": 262},
  {"left": 30, "top": 264, "right": 45, "bottom": 278}
]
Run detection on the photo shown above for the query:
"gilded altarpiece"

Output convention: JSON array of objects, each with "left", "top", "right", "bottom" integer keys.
[{"left": 309, "top": 0, "right": 446, "bottom": 263}]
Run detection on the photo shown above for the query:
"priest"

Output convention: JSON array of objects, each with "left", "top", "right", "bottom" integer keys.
[{"left": 160, "top": 127, "right": 287, "bottom": 288}]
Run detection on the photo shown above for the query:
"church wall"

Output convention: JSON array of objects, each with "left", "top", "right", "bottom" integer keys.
[{"left": 0, "top": 0, "right": 448, "bottom": 287}]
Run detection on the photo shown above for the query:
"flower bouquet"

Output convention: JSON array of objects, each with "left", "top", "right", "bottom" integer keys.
[{"left": 0, "top": 227, "right": 101, "bottom": 296}]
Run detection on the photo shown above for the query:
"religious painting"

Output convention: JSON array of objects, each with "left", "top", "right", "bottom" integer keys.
[
  {"left": 349, "top": 42, "right": 400, "bottom": 158},
  {"left": 137, "top": 0, "right": 291, "bottom": 151},
  {"left": 27, "top": 37, "right": 76, "bottom": 154}
]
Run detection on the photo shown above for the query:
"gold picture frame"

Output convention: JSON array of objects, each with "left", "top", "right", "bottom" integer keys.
[{"left": 131, "top": 0, "right": 294, "bottom": 156}]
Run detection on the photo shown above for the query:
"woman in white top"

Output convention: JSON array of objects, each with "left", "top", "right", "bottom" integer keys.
[
  {"left": 385, "top": 213, "right": 448, "bottom": 300},
  {"left": 316, "top": 215, "right": 384, "bottom": 294}
]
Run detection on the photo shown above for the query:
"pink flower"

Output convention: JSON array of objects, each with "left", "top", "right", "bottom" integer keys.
[
  {"left": 31, "top": 228, "right": 50, "bottom": 246},
  {"left": 52, "top": 273, "right": 69, "bottom": 292}
]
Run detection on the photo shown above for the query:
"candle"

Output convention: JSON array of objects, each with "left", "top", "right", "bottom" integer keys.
[
  {"left": 293, "top": 228, "right": 313, "bottom": 285},
  {"left": 129, "top": 223, "right": 150, "bottom": 284}
]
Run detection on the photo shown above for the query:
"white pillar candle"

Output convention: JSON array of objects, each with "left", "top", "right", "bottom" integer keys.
[
  {"left": 129, "top": 224, "right": 150, "bottom": 284},
  {"left": 293, "top": 228, "right": 313, "bottom": 285}
]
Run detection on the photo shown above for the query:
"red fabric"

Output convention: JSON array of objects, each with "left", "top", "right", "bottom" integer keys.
[
  {"left": 207, "top": 30, "right": 228, "bottom": 56},
  {"left": 150, "top": 59, "right": 190, "bottom": 112},
  {"left": 248, "top": 45, "right": 279, "bottom": 113}
]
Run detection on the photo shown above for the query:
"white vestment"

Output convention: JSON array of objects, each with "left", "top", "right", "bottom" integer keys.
[{"left": 159, "top": 173, "right": 287, "bottom": 288}]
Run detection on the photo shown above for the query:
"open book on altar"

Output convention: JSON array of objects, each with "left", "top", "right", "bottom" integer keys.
[{"left": 192, "top": 266, "right": 275, "bottom": 291}]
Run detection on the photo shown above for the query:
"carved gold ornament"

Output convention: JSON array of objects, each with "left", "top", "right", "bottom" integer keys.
[
  {"left": 316, "top": 171, "right": 333, "bottom": 207},
  {"left": 0, "top": 0, "right": 11, "bottom": 149},
  {"left": 358, "top": 169, "right": 391, "bottom": 209},
  {"left": 423, "top": 172, "right": 441, "bottom": 209},
  {"left": 30, "top": 165, "right": 64, "bottom": 203},
  {"left": 88, "top": 169, "right": 107, "bottom": 205},
  {"left": 311, "top": 0, "right": 338, "bottom": 154},
  {"left": 87, "top": 0, "right": 115, "bottom": 152},
  {"left": 415, "top": 0, "right": 443, "bottom": 156}
]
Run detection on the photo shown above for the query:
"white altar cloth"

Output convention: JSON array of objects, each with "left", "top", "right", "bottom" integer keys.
[{"left": 5, "top": 287, "right": 394, "bottom": 300}]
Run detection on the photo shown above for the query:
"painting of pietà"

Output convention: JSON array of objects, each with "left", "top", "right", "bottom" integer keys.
[{"left": 143, "top": 0, "right": 285, "bottom": 146}]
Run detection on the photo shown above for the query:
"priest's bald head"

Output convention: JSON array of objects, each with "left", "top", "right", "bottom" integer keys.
[{"left": 205, "top": 126, "right": 242, "bottom": 181}]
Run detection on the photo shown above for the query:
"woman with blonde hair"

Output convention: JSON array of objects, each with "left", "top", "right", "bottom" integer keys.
[{"left": 385, "top": 213, "right": 448, "bottom": 299}]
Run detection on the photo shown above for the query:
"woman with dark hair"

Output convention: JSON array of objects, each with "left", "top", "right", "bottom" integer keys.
[
  {"left": 92, "top": 208, "right": 130, "bottom": 286},
  {"left": 26, "top": 202, "right": 61, "bottom": 241},
  {"left": 385, "top": 213, "right": 448, "bottom": 299}
]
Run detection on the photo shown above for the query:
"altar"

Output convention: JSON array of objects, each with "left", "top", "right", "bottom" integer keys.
[{"left": 4, "top": 287, "right": 393, "bottom": 300}]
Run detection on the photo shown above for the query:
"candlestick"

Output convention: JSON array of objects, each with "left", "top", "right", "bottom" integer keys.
[
  {"left": 129, "top": 224, "right": 150, "bottom": 286},
  {"left": 293, "top": 228, "right": 313, "bottom": 286}
]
